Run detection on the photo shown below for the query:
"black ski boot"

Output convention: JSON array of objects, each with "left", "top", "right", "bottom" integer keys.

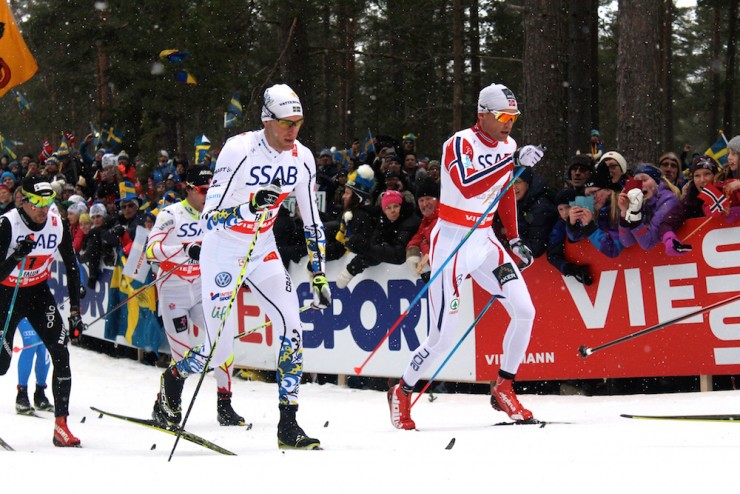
[
  {"left": 277, "top": 404, "right": 321, "bottom": 450},
  {"left": 15, "top": 385, "right": 34, "bottom": 415},
  {"left": 33, "top": 384, "right": 54, "bottom": 412},
  {"left": 152, "top": 367, "right": 186, "bottom": 427},
  {"left": 217, "top": 391, "right": 246, "bottom": 426}
]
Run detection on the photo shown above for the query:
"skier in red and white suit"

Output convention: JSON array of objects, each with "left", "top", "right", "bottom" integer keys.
[
  {"left": 389, "top": 83, "right": 544, "bottom": 429},
  {"left": 146, "top": 165, "right": 246, "bottom": 426}
]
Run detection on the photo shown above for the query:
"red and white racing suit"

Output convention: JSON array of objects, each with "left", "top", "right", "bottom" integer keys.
[
  {"left": 200, "top": 130, "right": 325, "bottom": 406},
  {"left": 146, "top": 199, "right": 235, "bottom": 393},
  {"left": 401, "top": 122, "right": 536, "bottom": 386}
]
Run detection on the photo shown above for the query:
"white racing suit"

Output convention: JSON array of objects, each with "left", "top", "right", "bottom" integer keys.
[
  {"left": 200, "top": 130, "right": 326, "bottom": 405},
  {"left": 146, "top": 199, "right": 236, "bottom": 393},
  {"left": 401, "top": 123, "right": 536, "bottom": 386}
]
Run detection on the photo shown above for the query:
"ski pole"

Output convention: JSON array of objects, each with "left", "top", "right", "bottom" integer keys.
[
  {"left": 13, "top": 340, "right": 44, "bottom": 353},
  {"left": 84, "top": 259, "right": 189, "bottom": 329},
  {"left": 233, "top": 305, "right": 312, "bottom": 340},
  {"left": 1, "top": 255, "right": 28, "bottom": 355},
  {"left": 170, "top": 209, "right": 268, "bottom": 461},
  {"left": 353, "top": 165, "right": 526, "bottom": 376},
  {"left": 411, "top": 294, "right": 500, "bottom": 408},
  {"left": 579, "top": 293, "right": 740, "bottom": 358}
]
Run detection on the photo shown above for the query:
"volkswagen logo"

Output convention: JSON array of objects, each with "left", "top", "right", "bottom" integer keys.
[{"left": 215, "top": 272, "right": 232, "bottom": 287}]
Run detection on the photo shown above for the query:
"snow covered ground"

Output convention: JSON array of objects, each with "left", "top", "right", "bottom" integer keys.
[{"left": 2, "top": 344, "right": 739, "bottom": 493}]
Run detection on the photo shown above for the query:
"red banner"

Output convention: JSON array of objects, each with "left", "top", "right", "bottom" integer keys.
[{"left": 474, "top": 217, "right": 740, "bottom": 380}]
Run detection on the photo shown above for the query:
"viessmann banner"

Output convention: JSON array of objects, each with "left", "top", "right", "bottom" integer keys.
[{"left": 51, "top": 217, "right": 739, "bottom": 382}]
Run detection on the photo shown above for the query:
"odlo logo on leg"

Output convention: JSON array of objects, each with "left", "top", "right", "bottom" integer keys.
[{"left": 410, "top": 348, "right": 430, "bottom": 371}]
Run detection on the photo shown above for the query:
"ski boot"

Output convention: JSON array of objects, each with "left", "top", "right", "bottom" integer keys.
[
  {"left": 152, "top": 367, "right": 186, "bottom": 427},
  {"left": 53, "top": 416, "right": 81, "bottom": 447},
  {"left": 15, "top": 385, "right": 35, "bottom": 415},
  {"left": 217, "top": 391, "right": 246, "bottom": 426},
  {"left": 34, "top": 384, "right": 55, "bottom": 412},
  {"left": 490, "top": 377, "right": 534, "bottom": 422},
  {"left": 277, "top": 404, "right": 321, "bottom": 450},
  {"left": 387, "top": 382, "right": 416, "bottom": 430}
]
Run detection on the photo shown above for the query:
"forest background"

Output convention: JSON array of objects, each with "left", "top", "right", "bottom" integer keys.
[{"left": 0, "top": 0, "right": 737, "bottom": 188}]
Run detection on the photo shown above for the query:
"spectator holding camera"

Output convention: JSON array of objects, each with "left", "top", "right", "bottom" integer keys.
[
  {"left": 566, "top": 167, "right": 623, "bottom": 259},
  {"left": 618, "top": 164, "right": 687, "bottom": 256},
  {"left": 547, "top": 189, "right": 592, "bottom": 285}
]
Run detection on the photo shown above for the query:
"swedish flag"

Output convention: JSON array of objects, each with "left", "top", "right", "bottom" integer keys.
[
  {"left": 0, "top": 134, "right": 17, "bottom": 160},
  {"left": 705, "top": 134, "right": 728, "bottom": 166},
  {"left": 102, "top": 125, "right": 123, "bottom": 152},
  {"left": 11, "top": 89, "right": 31, "bottom": 113},
  {"left": 363, "top": 129, "right": 375, "bottom": 154},
  {"left": 159, "top": 49, "right": 189, "bottom": 63},
  {"left": 194, "top": 134, "right": 211, "bottom": 164},
  {"left": 224, "top": 92, "right": 243, "bottom": 129},
  {"left": 174, "top": 69, "right": 197, "bottom": 85}
]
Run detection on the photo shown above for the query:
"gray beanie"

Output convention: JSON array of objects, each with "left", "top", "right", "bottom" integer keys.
[{"left": 728, "top": 135, "right": 740, "bottom": 153}]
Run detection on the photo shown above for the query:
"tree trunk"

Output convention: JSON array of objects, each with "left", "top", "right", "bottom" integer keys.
[
  {"left": 616, "top": 0, "right": 664, "bottom": 165},
  {"left": 660, "top": 1, "right": 674, "bottom": 152},
  {"left": 469, "top": 0, "right": 481, "bottom": 101},
  {"left": 452, "top": 0, "right": 465, "bottom": 131},
  {"left": 724, "top": 0, "right": 738, "bottom": 135},
  {"left": 708, "top": 5, "right": 722, "bottom": 143},
  {"left": 523, "top": 0, "right": 567, "bottom": 188},
  {"left": 567, "top": 0, "right": 598, "bottom": 156}
]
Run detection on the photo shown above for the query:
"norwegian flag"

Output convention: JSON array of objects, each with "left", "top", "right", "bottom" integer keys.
[
  {"left": 699, "top": 184, "right": 728, "bottom": 218},
  {"left": 39, "top": 137, "right": 53, "bottom": 161},
  {"left": 64, "top": 131, "right": 76, "bottom": 148}
]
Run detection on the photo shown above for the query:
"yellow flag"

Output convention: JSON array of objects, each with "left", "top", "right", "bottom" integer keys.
[{"left": 0, "top": 0, "right": 38, "bottom": 98}]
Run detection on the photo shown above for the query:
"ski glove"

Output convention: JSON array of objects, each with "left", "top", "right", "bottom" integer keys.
[
  {"left": 186, "top": 243, "right": 201, "bottom": 261},
  {"left": 662, "top": 231, "right": 692, "bottom": 256},
  {"left": 175, "top": 345, "right": 207, "bottom": 377},
  {"left": 625, "top": 188, "right": 644, "bottom": 223},
  {"left": 514, "top": 145, "right": 545, "bottom": 168},
  {"left": 563, "top": 263, "right": 593, "bottom": 285},
  {"left": 249, "top": 180, "right": 282, "bottom": 213},
  {"left": 68, "top": 308, "right": 85, "bottom": 340},
  {"left": 311, "top": 272, "right": 332, "bottom": 310},
  {"left": 509, "top": 238, "right": 533, "bottom": 270},
  {"left": 13, "top": 235, "right": 35, "bottom": 261}
]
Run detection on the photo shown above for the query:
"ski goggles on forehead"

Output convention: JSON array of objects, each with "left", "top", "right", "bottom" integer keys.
[{"left": 22, "top": 189, "right": 56, "bottom": 207}]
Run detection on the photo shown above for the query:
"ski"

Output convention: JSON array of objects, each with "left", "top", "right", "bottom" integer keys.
[
  {"left": 621, "top": 413, "right": 740, "bottom": 422},
  {"left": 0, "top": 435, "right": 14, "bottom": 451},
  {"left": 493, "top": 419, "right": 572, "bottom": 427},
  {"left": 90, "top": 406, "right": 236, "bottom": 455}
]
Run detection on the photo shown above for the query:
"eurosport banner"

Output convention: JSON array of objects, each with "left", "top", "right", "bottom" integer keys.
[{"left": 50, "top": 216, "right": 739, "bottom": 382}]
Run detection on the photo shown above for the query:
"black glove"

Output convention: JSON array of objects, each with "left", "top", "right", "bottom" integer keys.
[
  {"left": 13, "top": 235, "right": 36, "bottom": 261},
  {"left": 564, "top": 263, "right": 593, "bottom": 286},
  {"left": 68, "top": 308, "right": 85, "bottom": 340},
  {"left": 249, "top": 179, "right": 282, "bottom": 213},
  {"left": 186, "top": 243, "right": 201, "bottom": 261},
  {"left": 87, "top": 275, "right": 98, "bottom": 290},
  {"left": 111, "top": 224, "right": 126, "bottom": 238}
]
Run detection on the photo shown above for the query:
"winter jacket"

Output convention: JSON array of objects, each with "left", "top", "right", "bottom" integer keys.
[
  {"left": 515, "top": 174, "right": 557, "bottom": 257},
  {"left": 620, "top": 182, "right": 683, "bottom": 251},
  {"left": 567, "top": 203, "right": 623, "bottom": 258},
  {"left": 406, "top": 204, "right": 439, "bottom": 256}
]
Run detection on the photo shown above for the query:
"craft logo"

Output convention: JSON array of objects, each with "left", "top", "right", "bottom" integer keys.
[
  {"left": 493, "top": 263, "right": 518, "bottom": 287},
  {"left": 449, "top": 298, "right": 460, "bottom": 313},
  {"left": 215, "top": 271, "right": 232, "bottom": 287}
]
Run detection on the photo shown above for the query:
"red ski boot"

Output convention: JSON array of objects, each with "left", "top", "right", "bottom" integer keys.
[
  {"left": 491, "top": 377, "right": 533, "bottom": 422},
  {"left": 53, "top": 416, "right": 81, "bottom": 447},
  {"left": 387, "top": 384, "right": 416, "bottom": 430}
]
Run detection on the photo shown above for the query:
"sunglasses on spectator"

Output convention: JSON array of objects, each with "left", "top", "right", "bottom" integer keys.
[
  {"left": 120, "top": 202, "right": 137, "bottom": 210},
  {"left": 22, "top": 190, "right": 56, "bottom": 208},
  {"left": 660, "top": 160, "right": 679, "bottom": 169}
]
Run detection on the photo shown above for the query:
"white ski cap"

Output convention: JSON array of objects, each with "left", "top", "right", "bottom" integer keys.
[
  {"left": 261, "top": 84, "right": 303, "bottom": 121},
  {"left": 478, "top": 83, "right": 519, "bottom": 114}
]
